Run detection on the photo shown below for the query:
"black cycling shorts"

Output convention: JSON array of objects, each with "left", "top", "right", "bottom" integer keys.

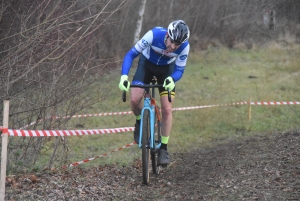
[{"left": 132, "top": 54, "right": 176, "bottom": 97}]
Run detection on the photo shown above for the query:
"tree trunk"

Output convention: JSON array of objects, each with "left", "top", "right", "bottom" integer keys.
[{"left": 133, "top": 0, "right": 147, "bottom": 44}]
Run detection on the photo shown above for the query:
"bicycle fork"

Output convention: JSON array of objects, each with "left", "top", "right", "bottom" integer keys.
[{"left": 138, "top": 97, "right": 156, "bottom": 149}]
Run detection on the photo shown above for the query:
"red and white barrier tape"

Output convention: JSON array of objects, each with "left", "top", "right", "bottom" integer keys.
[
  {"left": 250, "top": 101, "right": 300, "bottom": 105},
  {"left": 172, "top": 102, "right": 248, "bottom": 111},
  {"left": 19, "top": 120, "right": 43, "bottom": 130},
  {"left": 3, "top": 127, "right": 134, "bottom": 137},
  {"left": 19, "top": 111, "right": 134, "bottom": 129},
  {"left": 67, "top": 111, "right": 133, "bottom": 118},
  {"left": 17, "top": 102, "right": 248, "bottom": 129},
  {"left": 6, "top": 101, "right": 300, "bottom": 131},
  {"left": 172, "top": 102, "right": 300, "bottom": 111},
  {"left": 64, "top": 142, "right": 137, "bottom": 168}
]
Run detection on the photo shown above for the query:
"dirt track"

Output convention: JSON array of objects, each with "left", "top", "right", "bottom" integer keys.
[{"left": 5, "top": 130, "right": 300, "bottom": 200}]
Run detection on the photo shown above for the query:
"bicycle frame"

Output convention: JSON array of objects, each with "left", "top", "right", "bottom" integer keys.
[
  {"left": 122, "top": 81, "right": 171, "bottom": 150},
  {"left": 138, "top": 89, "right": 161, "bottom": 150}
]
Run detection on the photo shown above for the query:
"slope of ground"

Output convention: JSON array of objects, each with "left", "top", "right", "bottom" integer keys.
[{"left": 5, "top": 130, "right": 300, "bottom": 201}]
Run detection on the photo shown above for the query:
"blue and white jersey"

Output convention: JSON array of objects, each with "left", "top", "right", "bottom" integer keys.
[{"left": 121, "top": 27, "right": 190, "bottom": 82}]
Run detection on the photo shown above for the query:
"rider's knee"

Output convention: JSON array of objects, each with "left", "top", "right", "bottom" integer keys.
[
  {"left": 161, "top": 107, "right": 172, "bottom": 116},
  {"left": 130, "top": 95, "right": 143, "bottom": 107},
  {"left": 130, "top": 98, "right": 140, "bottom": 106},
  {"left": 130, "top": 88, "right": 144, "bottom": 107}
]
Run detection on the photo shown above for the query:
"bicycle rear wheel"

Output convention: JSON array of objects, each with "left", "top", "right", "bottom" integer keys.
[
  {"left": 151, "top": 111, "right": 161, "bottom": 175},
  {"left": 142, "top": 109, "right": 150, "bottom": 184}
]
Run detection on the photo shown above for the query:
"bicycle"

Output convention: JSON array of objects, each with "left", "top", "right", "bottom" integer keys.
[{"left": 122, "top": 76, "right": 171, "bottom": 185}]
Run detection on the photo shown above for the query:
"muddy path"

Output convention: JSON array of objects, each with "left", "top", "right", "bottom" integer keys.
[{"left": 6, "top": 130, "right": 300, "bottom": 200}]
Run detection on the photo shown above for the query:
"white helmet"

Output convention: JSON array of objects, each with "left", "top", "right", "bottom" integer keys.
[{"left": 167, "top": 20, "right": 190, "bottom": 44}]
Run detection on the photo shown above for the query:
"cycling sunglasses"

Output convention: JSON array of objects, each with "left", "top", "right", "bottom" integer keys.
[{"left": 169, "top": 37, "right": 181, "bottom": 46}]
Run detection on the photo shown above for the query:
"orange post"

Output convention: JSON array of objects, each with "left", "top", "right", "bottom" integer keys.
[{"left": 248, "top": 98, "right": 251, "bottom": 120}]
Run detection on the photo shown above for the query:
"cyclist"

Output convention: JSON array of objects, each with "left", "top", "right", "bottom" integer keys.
[{"left": 119, "top": 20, "right": 190, "bottom": 166}]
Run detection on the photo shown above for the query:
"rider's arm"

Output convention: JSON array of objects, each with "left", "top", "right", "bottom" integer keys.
[
  {"left": 171, "top": 65, "right": 185, "bottom": 82},
  {"left": 171, "top": 43, "right": 190, "bottom": 82},
  {"left": 121, "top": 48, "right": 140, "bottom": 75},
  {"left": 121, "top": 30, "right": 153, "bottom": 75}
]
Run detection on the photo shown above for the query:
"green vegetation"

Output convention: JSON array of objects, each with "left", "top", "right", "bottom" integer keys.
[{"left": 42, "top": 43, "right": 300, "bottom": 169}]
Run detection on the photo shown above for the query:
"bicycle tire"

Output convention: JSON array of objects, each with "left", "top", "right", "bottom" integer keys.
[
  {"left": 142, "top": 109, "right": 150, "bottom": 184},
  {"left": 151, "top": 111, "right": 161, "bottom": 175}
]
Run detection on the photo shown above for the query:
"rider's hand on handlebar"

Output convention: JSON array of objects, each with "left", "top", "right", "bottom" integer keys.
[
  {"left": 163, "top": 76, "right": 175, "bottom": 91},
  {"left": 119, "top": 75, "right": 130, "bottom": 92}
]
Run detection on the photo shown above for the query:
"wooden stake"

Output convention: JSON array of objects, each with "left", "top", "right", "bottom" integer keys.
[
  {"left": 248, "top": 98, "right": 251, "bottom": 120},
  {"left": 0, "top": 100, "right": 9, "bottom": 201}
]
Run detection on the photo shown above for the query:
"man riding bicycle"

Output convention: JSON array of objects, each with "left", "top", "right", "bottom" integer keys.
[{"left": 119, "top": 20, "right": 190, "bottom": 166}]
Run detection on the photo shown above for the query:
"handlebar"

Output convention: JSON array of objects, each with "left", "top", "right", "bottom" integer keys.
[{"left": 122, "top": 81, "right": 172, "bottom": 103}]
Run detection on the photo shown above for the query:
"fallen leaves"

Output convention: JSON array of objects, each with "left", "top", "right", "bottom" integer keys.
[{"left": 4, "top": 131, "right": 300, "bottom": 200}]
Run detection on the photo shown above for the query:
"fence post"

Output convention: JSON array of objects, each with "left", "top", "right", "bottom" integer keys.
[
  {"left": 248, "top": 98, "right": 251, "bottom": 120},
  {"left": 0, "top": 100, "right": 9, "bottom": 201}
]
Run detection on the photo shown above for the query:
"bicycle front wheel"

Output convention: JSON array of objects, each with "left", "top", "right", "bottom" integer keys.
[{"left": 142, "top": 109, "right": 150, "bottom": 185}]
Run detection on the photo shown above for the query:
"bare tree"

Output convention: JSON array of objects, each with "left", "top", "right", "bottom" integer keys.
[
  {"left": 0, "top": 0, "right": 130, "bottom": 171},
  {"left": 133, "top": 0, "right": 147, "bottom": 44}
]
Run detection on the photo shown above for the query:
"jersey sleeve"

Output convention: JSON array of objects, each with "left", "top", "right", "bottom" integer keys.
[
  {"left": 121, "top": 30, "right": 153, "bottom": 75},
  {"left": 171, "top": 44, "right": 190, "bottom": 82}
]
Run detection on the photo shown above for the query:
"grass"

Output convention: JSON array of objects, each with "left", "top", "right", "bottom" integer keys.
[{"left": 38, "top": 42, "right": 300, "bottom": 169}]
